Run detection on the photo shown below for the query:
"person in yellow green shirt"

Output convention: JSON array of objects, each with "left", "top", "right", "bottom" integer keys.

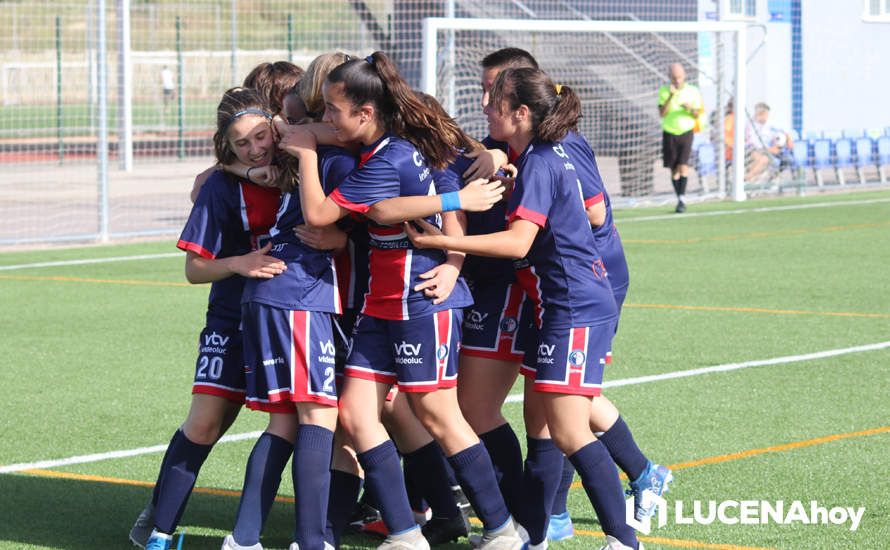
[{"left": 658, "top": 63, "right": 703, "bottom": 213}]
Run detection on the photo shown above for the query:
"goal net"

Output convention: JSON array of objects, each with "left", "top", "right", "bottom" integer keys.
[{"left": 422, "top": 17, "right": 746, "bottom": 202}]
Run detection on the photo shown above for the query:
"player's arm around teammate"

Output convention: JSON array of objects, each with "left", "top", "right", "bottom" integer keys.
[
  {"left": 407, "top": 68, "right": 642, "bottom": 550},
  {"left": 280, "top": 52, "right": 524, "bottom": 550}
]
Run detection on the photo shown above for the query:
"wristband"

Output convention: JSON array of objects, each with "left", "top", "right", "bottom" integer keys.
[
  {"left": 440, "top": 191, "right": 461, "bottom": 212},
  {"left": 245, "top": 166, "right": 255, "bottom": 182}
]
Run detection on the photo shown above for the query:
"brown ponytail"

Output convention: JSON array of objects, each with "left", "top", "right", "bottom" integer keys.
[
  {"left": 326, "top": 51, "right": 463, "bottom": 169},
  {"left": 489, "top": 68, "right": 581, "bottom": 142}
]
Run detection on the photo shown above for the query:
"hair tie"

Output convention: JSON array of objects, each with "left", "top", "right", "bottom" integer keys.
[
  {"left": 365, "top": 55, "right": 375, "bottom": 65},
  {"left": 555, "top": 84, "right": 563, "bottom": 95}
]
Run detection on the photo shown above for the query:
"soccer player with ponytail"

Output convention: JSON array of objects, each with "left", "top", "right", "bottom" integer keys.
[
  {"left": 407, "top": 68, "right": 643, "bottom": 550},
  {"left": 279, "top": 51, "right": 524, "bottom": 550}
]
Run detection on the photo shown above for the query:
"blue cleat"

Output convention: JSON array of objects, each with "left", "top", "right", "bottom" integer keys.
[
  {"left": 145, "top": 531, "right": 173, "bottom": 550},
  {"left": 627, "top": 461, "right": 673, "bottom": 522},
  {"left": 546, "top": 511, "right": 574, "bottom": 541}
]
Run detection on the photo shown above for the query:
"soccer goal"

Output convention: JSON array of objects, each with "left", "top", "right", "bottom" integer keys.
[{"left": 421, "top": 17, "right": 748, "bottom": 202}]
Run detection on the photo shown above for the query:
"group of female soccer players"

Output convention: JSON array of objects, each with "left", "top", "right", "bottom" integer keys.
[{"left": 129, "top": 47, "right": 672, "bottom": 550}]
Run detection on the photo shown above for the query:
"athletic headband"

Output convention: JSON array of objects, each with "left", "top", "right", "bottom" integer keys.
[
  {"left": 555, "top": 84, "right": 563, "bottom": 95},
  {"left": 223, "top": 108, "right": 273, "bottom": 133},
  {"left": 232, "top": 108, "right": 273, "bottom": 121}
]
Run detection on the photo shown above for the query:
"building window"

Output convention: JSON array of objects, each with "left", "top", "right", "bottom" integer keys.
[{"left": 863, "top": 0, "right": 890, "bottom": 21}]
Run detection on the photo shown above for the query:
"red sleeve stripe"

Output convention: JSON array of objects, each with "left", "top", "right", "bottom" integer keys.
[
  {"left": 584, "top": 192, "right": 605, "bottom": 208},
  {"left": 177, "top": 240, "right": 215, "bottom": 259},
  {"left": 508, "top": 205, "right": 547, "bottom": 228},
  {"left": 330, "top": 188, "right": 371, "bottom": 214}
]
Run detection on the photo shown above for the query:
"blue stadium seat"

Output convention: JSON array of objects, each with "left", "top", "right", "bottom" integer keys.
[
  {"left": 854, "top": 137, "right": 874, "bottom": 184},
  {"left": 834, "top": 138, "right": 854, "bottom": 185},
  {"left": 812, "top": 138, "right": 832, "bottom": 187},
  {"left": 876, "top": 135, "right": 890, "bottom": 183},
  {"left": 792, "top": 139, "right": 810, "bottom": 171}
]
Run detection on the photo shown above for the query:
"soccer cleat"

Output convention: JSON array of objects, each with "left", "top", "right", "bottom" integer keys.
[
  {"left": 221, "top": 534, "right": 263, "bottom": 549},
  {"left": 421, "top": 514, "right": 470, "bottom": 545},
  {"left": 545, "top": 510, "right": 574, "bottom": 542},
  {"left": 413, "top": 506, "right": 432, "bottom": 526},
  {"left": 470, "top": 522, "right": 527, "bottom": 549},
  {"left": 348, "top": 500, "right": 388, "bottom": 537},
  {"left": 675, "top": 200, "right": 686, "bottom": 213},
  {"left": 598, "top": 535, "right": 644, "bottom": 550},
  {"left": 452, "top": 485, "right": 472, "bottom": 516},
  {"left": 144, "top": 531, "right": 173, "bottom": 550},
  {"left": 287, "top": 544, "right": 334, "bottom": 550},
  {"left": 627, "top": 461, "right": 673, "bottom": 522},
  {"left": 129, "top": 503, "right": 155, "bottom": 548},
  {"left": 520, "top": 542, "right": 547, "bottom": 550},
  {"left": 476, "top": 518, "right": 524, "bottom": 550},
  {"left": 377, "top": 526, "right": 431, "bottom": 549}
]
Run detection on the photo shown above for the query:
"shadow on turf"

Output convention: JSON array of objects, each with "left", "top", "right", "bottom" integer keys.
[{"left": 0, "top": 473, "right": 469, "bottom": 549}]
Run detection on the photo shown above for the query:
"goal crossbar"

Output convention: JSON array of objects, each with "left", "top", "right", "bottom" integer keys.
[{"left": 421, "top": 17, "right": 748, "bottom": 201}]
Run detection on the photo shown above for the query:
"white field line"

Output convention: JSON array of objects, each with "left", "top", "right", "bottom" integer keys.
[
  {"left": 0, "top": 431, "right": 263, "bottom": 474},
  {"left": 618, "top": 197, "right": 890, "bottom": 224},
  {"left": 0, "top": 252, "right": 181, "bottom": 271},
  {"left": 503, "top": 340, "right": 890, "bottom": 401},
  {"left": 4, "top": 340, "right": 889, "bottom": 474}
]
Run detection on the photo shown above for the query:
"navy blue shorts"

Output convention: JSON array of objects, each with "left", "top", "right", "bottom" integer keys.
[
  {"left": 461, "top": 282, "right": 535, "bottom": 362},
  {"left": 344, "top": 309, "right": 462, "bottom": 393},
  {"left": 242, "top": 303, "right": 338, "bottom": 413},
  {"left": 519, "top": 322, "right": 616, "bottom": 397},
  {"left": 192, "top": 327, "right": 246, "bottom": 404}
]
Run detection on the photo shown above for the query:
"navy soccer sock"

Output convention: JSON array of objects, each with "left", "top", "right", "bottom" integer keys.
[
  {"left": 404, "top": 441, "right": 460, "bottom": 519},
  {"left": 598, "top": 416, "right": 649, "bottom": 482},
  {"left": 404, "top": 460, "right": 428, "bottom": 514},
  {"left": 150, "top": 429, "right": 186, "bottom": 507},
  {"left": 232, "top": 432, "right": 292, "bottom": 545},
  {"left": 677, "top": 176, "right": 688, "bottom": 197},
  {"left": 447, "top": 443, "right": 511, "bottom": 531},
  {"left": 292, "top": 425, "right": 334, "bottom": 549},
  {"left": 356, "top": 440, "right": 416, "bottom": 535},
  {"left": 570, "top": 441, "right": 638, "bottom": 549},
  {"left": 479, "top": 423, "right": 524, "bottom": 520},
  {"left": 326, "top": 470, "right": 362, "bottom": 547},
  {"left": 522, "top": 437, "right": 563, "bottom": 544},
  {"left": 551, "top": 457, "right": 575, "bottom": 516},
  {"left": 153, "top": 432, "right": 213, "bottom": 534}
]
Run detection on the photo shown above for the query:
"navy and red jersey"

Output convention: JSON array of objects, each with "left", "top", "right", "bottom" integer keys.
[
  {"left": 507, "top": 139, "right": 617, "bottom": 329},
  {"left": 177, "top": 171, "right": 280, "bottom": 330},
  {"left": 242, "top": 145, "right": 356, "bottom": 313},
  {"left": 334, "top": 217, "right": 371, "bottom": 312},
  {"left": 456, "top": 139, "right": 517, "bottom": 287},
  {"left": 561, "top": 131, "right": 628, "bottom": 293},
  {"left": 329, "top": 133, "right": 472, "bottom": 320}
]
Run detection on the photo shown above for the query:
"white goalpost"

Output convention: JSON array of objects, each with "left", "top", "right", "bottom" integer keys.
[{"left": 421, "top": 17, "right": 748, "bottom": 202}]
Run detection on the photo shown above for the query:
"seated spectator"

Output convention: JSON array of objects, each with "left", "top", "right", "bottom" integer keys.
[{"left": 746, "top": 102, "right": 794, "bottom": 181}]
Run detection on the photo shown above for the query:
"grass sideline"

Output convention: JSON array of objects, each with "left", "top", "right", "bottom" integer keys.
[{"left": 1, "top": 190, "right": 889, "bottom": 549}]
